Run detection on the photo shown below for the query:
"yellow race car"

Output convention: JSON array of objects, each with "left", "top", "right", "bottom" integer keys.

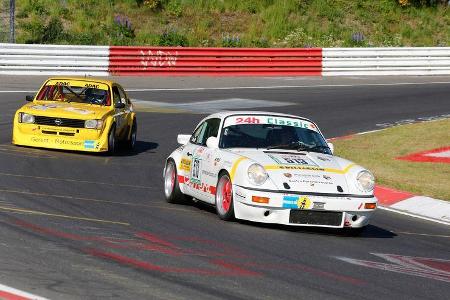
[{"left": 12, "top": 77, "right": 137, "bottom": 154}]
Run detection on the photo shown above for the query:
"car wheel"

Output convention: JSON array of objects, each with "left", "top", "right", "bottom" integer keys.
[
  {"left": 126, "top": 119, "right": 137, "bottom": 150},
  {"left": 215, "top": 172, "right": 235, "bottom": 221},
  {"left": 107, "top": 125, "right": 117, "bottom": 155},
  {"left": 164, "top": 160, "right": 187, "bottom": 204}
]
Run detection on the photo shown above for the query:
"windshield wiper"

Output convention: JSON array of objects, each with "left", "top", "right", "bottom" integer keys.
[
  {"left": 307, "top": 145, "right": 330, "bottom": 153},
  {"left": 267, "top": 141, "right": 330, "bottom": 153},
  {"left": 267, "top": 141, "right": 309, "bottom": 151}
]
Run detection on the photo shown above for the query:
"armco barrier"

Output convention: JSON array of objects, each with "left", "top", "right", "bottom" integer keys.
[
  {"left": 323, "top": 47, "right": 450, "bottom": 76},
  {"left": 108, "top": 47, "right": 322, "bottom": 76},
  {"left": 0, "top": 43, "right": 109, "bottom": 76},
  {"left": 1, "top": 43, "right": 450, "bottom": 76}
]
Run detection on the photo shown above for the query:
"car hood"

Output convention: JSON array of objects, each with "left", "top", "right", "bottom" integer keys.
[
  {"left": 230, "top": 149, "right": 356, "bottom": 194},
  {"left": 21, "top": 101, "right": 110, "bottom": 120}
]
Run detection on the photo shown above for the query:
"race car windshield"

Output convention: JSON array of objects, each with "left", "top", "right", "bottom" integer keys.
[
  {"left": 221, "top": 124, "right": 331, "bottom": 154},
  {"left": 36, "top": 84, "right": 110, "bottom": 106}
]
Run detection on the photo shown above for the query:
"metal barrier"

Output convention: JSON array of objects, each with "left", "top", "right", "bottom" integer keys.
[
  {"left": 2, "top": 43, "right": 450, "bottom": 77},
  {"left": 323, "top": 47, "right": 450, "bottom": 76},
  {"left": 109, "top": 46, "right": 322, "bottom": 76},
  {"left": 0, "top": 43, "right": 109, "bottom": 76}
]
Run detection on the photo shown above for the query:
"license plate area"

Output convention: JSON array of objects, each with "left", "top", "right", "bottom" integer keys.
[{"left": 289, "top": 210, "right": 343, "bottom": 227}]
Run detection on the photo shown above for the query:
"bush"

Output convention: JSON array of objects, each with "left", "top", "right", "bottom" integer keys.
[
  {"left": 21, "top": 16, "right": 66, "bottom": 44},
  {"left": 157, "top": 30, "right": 188, "bottom": 46},
  {"left": 42, "top": 17, "right": 65, "bottom": 43}
]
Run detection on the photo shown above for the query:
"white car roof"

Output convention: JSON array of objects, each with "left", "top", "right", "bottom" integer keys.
[{"left": 207, "top": 111, "right": 313, "bottom": 122}]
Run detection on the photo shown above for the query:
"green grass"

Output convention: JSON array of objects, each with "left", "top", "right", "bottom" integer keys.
[
  {"left": 14, "top": 0, "right": 450, "bottom": 46},
  {"left": 333, "top": 119, "right": 450, "bottom": 201}
]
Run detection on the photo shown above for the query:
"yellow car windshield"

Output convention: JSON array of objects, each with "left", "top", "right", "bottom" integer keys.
[{"left": 36, "top": 83, "right": 111, "bottom": 106}]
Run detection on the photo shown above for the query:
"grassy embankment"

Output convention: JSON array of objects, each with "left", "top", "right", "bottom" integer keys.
[
  {"left": 15, "top": 0, "right": 449, "bottom": 47},
  {"left": 333, "top": 119, "right": 450, "bottom": 200}
]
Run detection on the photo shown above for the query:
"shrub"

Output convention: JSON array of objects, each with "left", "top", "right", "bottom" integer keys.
[
  {"left": 157, "top": 30, "right": 188, "bottom": 46},
  {"left": 41, "top": 17, "right": 65, "bottom": 43}
]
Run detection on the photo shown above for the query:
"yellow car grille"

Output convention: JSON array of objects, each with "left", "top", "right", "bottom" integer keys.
[{"left": 35, "top": 116, "right": 85, "bottom": 128}]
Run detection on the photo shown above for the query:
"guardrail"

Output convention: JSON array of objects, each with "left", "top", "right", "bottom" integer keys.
[
  {"left": 109, "top": 46, "right": 322, "bottom": 76},
  {"left": 1, "top": 43, "right": 450, "bottom": 76},
  {"left": 322, "top": 47, "right": 450, "bottom": 76},
  {"left": 0, "top": 43, "right": 109, "bottom": 76}
]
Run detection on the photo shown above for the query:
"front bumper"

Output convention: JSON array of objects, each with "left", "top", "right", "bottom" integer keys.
[
  {"left": 12, "top": 123, "right": 109, "bottom": 152},
  {"left": 233, "top": 185, "right": 377, "bottom": 228}
]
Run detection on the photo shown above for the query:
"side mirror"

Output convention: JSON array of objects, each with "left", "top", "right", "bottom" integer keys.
[
  {"left": 206, "top": 136, "right": 219, "bottom": 149},
  {"left": 114, "top": 102, "right": 126, "bottom": 109},
  {"left": 327, "top": 142, "right": 334, "bottom": 154},
  {"left": 177, "top": 134, "right": 190, "bottom": 145},
  {"left": 26, "top": 95, "right": 34, "bottom": 102}
]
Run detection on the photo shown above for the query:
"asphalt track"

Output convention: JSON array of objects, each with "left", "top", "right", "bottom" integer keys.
[{"left": 0, "top": 76, "right": 449, "bottom": 300}]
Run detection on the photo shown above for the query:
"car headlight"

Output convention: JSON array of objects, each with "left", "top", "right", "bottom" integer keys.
[
  {"left": 247, "top": 163, "right": 268, "bottom": 186},
  {"left": 85, "top": 119, "right": 103, "bottom": 129},
  {"left": 19, "top": 113, "right": 35, "bottom": 124},
  {"left": 356, "top": 170, "right": 375, "bottom": 192}
]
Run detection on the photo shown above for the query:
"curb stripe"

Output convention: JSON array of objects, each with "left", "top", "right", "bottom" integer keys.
[{"left": 0, "top": 284, "right": 48, "bottom": 300}]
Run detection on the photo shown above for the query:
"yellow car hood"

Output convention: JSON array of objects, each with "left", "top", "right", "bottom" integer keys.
[{"left": 21, "top": 101, "right": 111, "bottom": 120}]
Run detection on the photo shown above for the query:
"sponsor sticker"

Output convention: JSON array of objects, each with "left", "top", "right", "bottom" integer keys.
[
  {"left": 224, "top": 115, "right": 318, "bottom": 132},
  {"left": 64, "top": 107, "right": 94, "bottom": 115},
  {"left": 283, "top": 195, "right": 312, "bottom": 209},
  {"left": 84, "top": 140, "right": 95, "bottom": 149},
  {"left": 190, "top": 157, "right": 202, "bottom": 183},
  {"left": 46, "top": 79, "right": 109, "bottom": 91},
  {"left": 180, "top": 158, "right": 191, "bottom": 172},
  {"left": 30, "top": 104, "right": 60, "bottom": 111}
]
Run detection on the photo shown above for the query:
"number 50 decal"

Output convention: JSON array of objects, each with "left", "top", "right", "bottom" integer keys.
[{"left": 191, "top": 157, "right": 202, "bottom": 183}]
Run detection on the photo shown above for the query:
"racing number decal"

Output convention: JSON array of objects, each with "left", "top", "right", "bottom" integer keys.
[
  {"left": 284, "top": 158, "right": 309, "bottom": 165},
  {"left": 191, "top": 157, "right": 201, "bottom": 183}
]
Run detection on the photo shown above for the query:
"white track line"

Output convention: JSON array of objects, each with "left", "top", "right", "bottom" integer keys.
[
  {"left": 1, "top": 80, "right": 450, "bottom": 93},
  {"left": 378, "top": 206, "right": 450, "bottom": 226},
  {"left": 0, "top": 283, "right": 49, "bottom": 300},
  {"left": 124, "top": 81, "right": 450, "bottom": 92}
]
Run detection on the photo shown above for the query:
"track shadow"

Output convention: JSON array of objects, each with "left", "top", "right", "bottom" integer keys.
[
  {"left": 182, "top": 200, "right": 396, "bottom": 238},
  {"left": 236, "top": 221, "right": 396, "bottom": 238},
  {"left": 116, "top": 141, "right": 159, "bottom": 156},
  {"left": 10, "top": 141, "right": 159, "bottom": 158}
]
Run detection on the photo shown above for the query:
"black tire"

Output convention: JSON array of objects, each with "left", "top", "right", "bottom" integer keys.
[
  {"left": 107, "top": 125, "right": 117, "bottom": 155},
  {"left": 215, "top": 172, "right": 235, "bottom": 221},
  {"left": 126, "top": 119, "right": 137, "bottom": 150},
  {"left": 164, "top": 160, "right": 187, "bottom": 204}
]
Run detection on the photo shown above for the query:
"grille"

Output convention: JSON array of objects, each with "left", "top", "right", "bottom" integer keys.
[
  {"left": 289, "top": 210, "right": 343, "bottom": 226},
  {"left": 35, "top": 116, "right": 85, "bottom": 128}
]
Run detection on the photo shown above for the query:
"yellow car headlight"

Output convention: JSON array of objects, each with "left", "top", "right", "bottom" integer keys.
[
  {"left": 19, "top": 113, "right": 35, "bottom": 124},
  {"left": 84, "top": 119, "right": 103, "bottom": 129}
]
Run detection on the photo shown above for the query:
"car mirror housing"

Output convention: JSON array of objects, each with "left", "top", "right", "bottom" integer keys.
[
  {"left": 25, "top": 95, "right": 34, "bottom": 102},
  {"left": 177, "top": 134, "right": 190, "bottom": 145},
  {"left": 327, "top": 142, "right": 334, "bottom": 154},
  {"left": 114, "top": 102, "right": 126, "bottom": 109},
  {"left": 206, "top": 136, "right": 219, "bottom": 149}
]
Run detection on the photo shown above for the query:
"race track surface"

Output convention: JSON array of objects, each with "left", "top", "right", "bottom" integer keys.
[{"left": 0, "top": 76, "right": 449, "bottom": 300}]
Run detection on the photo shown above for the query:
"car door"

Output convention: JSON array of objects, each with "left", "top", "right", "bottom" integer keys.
[
  {"left": 112, "top": 85, "right": 127, "bottom": 138},
  {"left": 117, "top": 84, "right": 133, "bottom": 134},
  {"left": 182, "top": 118, "right": 221, "bottom": 203}
]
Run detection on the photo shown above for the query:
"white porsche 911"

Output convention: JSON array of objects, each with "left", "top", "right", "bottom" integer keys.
[{"left": 164, "top": 111, "right": 377, "bottom": 232}]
